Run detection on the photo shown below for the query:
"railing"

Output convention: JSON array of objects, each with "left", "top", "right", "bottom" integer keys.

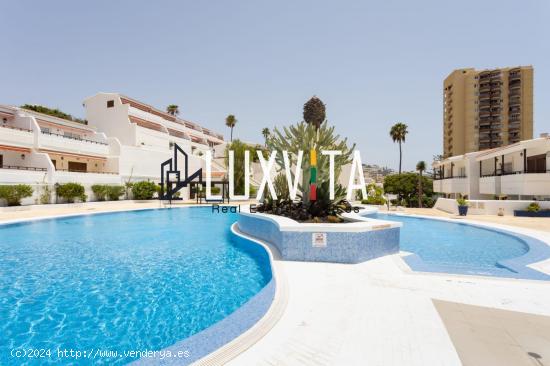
[
  {"left": 0, "top": 165, "right": 47, "bottom": 171},
  {"left": 0, "top": 124, "right": 32, "bottom": 132},
  {"left": 54, "top": 169, "right": 118, "bottom": 174},
  {"left": 41, "top": 131, "right": 108, "bottom": 145},
  {"left": 433, "top": 175, "right": 467, "bottom": 181},
  {"left": 481, "top": 170, "right": 550, "bottom": 178}
]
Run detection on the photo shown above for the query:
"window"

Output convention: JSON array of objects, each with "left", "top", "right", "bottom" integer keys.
[
  {"left": 68, "top": 161, "right": 87, "bottom": 172},
  {"left": 0, "top": 154, "right": 3, "bottom": 167},
  {"left": 107, "top": 100, "right": 115, "bottom": 108},
  {"left": 51, "top": 159, "right": 56, "bottom": 168}
]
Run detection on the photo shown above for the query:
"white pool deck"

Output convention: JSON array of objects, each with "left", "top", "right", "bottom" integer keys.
[{"left": 1, "top": 202, "right": 550, "bottom": 365}]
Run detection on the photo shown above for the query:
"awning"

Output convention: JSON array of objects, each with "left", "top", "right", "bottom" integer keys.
[
  {"left": 39, "top": 149, "right": 107, "bottom": 161},
  {"left": 0, "top": 144, "right": 31, "bottom": 153},
  {"left": 129, "top": 116, "right": 165, "bottom": 132}
]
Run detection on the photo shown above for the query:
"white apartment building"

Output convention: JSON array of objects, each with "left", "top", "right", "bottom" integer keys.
[
  {"left": 433, "top": 135, "right": 550, "bottom": 200},
  {"left": 0, "top": 94, "right": 227, "bottom": 204},
  {"left": 83, "top": 93, "right": 227, "bottom": 184}
]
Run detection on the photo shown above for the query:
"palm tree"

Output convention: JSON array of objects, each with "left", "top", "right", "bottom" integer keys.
[
  {"left": 416, "top": 160, "right": 426, "bottom": 208},
  {"left": 262, "top": 127, "right": 270, "bottom": 146},
  {"left": 225, "top": 114, "right": 237, "bottom": 142},
  {"left": 389, "top": 123, "right": 408, "bottom": 174},
  {"left": 166, "top": 104, "right": 179, "bottom": 116}
]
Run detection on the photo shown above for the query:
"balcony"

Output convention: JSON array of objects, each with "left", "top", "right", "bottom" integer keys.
[
  {"left": 39, "top": 131, "right": 109, "bottom": 156},
  {"left": 53, "top": 170, "right": 121, "bottom": 185},
  {"left": 501, "top": 172, "right": 550, "bottom": 196},
  {"left": 479, "top": 175, "right": 500, "bottom": 195},
  {"left": 0, "top": 124, "right": 34, "bottom": 147},
  {"left": 433, "top": 176, "right": 468, "bottom": 195}
]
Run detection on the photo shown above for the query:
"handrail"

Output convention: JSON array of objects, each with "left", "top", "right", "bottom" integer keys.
[
  {"left": 41, "top": 131, "right": 108, "bottom": 145},
  {"left": 433, "top": 175, "right": 467, "bottom": 181},
  {"left": 0, "top": 124, "right": 32, "bottom": 132},
  {"left": 0, "top": 165, "right": 47, "bottom": 171},
  {"left": 55, "top": 169, "right": 118, "bottom": 175}
]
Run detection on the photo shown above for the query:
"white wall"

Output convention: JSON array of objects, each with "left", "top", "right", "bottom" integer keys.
[{"left": 434, "top": 197, "right": 550, "bottom": 215}]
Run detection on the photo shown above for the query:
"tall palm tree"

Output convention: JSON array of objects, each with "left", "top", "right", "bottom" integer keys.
[
  {"left": 225, "top": 114, "right": 237, "bottom": 142},
  {"left": 416, "top": 160, "right": 426, "bottom": 208},
  {"left": 389, "top": 123, "right": 408, "bottom": 174},
  {"left": 262, "top": 127, "right": 270, "bottom": 146},
  {"left": 166, "top": 104, "right": 179, "bottom": 116}
]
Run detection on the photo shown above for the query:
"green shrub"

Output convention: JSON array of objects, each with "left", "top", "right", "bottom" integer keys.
[
  {"left": 527, "top": 202, "right": 540, "bottom": 212},
  {"left": 107, "top": 186, "right": 125, "bottom": 201},
  {"left": 132, "top": 181, "right": 158, "bottom": 200},
  {"left": 56, "top": 183, "right": 86, "bottom": 203},
  {"left": 211, "top": 186, "right": 221, "bottom": 195},
  {"left": 361, "top": 196, "right": 386, "bottom": 205},
  {"left": 0, "top": 184, "right": 33, "bottom": 206},
  {"left": 91, "top": 184, "right": 109, "bottom": 201}
]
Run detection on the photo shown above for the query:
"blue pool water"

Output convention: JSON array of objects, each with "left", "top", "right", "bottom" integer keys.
[
  {"left": 0, "top": 208, "right": 271, "bottom": 365},
  {"left": 366, "top": 213, "right": 531, "bottom": 273}
]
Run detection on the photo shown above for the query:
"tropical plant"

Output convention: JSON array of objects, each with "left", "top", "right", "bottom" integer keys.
[
  {"left": 267, "top": 121, "right": 354, "bottom": 205},
  {"left": 20, "top": 104, "right": 87, "bottom": 124},
  {"left": 0, "top": 184, "right": 33, "bottom": 206},
  {"left": 166, "top": 104, "right": 180, "bottom": 116},
  {"left": 303, "top": 96, "right": 326, "bottom": 130},
  {"left": 132, "top": 181, "right": 158, "bottom": 200},
  {"left": 361, "top": 183, "right": 386, "bottom": 205},
  {"left": 56, "top": 183, "right": 86, "bottom": 203},
  {"left": 262, "top": 127, "right": 270, "bottom": 147},
  {"left": 389, "top": 122, "right": 408, "bottom": 174},
  {"left": 384, "top": 173, "right": 433, "bottom": 208},
  {"left": 416, "top": 160, "right": 427, "bottom": 208},
  {"left": 225, "top": 114, "right": 237, "bottom": 142},
  {"left": 527, "top": 202, "right": 540, "bottom": 212},
  {"left": 224, "top": 140, "right": 254, "bottom": 195}
]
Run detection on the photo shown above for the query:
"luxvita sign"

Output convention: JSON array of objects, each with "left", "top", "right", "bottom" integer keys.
[{"left": 204, "top": 150, "right": 367, "bottom": 201}]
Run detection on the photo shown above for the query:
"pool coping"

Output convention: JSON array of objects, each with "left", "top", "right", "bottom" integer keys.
[
  {"left": 370, "top": 211, "right": 550, "bottom": 281},
  {"left": 0, "top": 205, "right": 288, "bottom": 365}
]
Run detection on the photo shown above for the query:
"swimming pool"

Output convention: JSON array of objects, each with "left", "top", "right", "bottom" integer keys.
[
  {"left": 365, "top": 213, "right": 550, "bottom": 280},
  {"left": 0, "top": 208, "right": 272, "bottom": 365}
]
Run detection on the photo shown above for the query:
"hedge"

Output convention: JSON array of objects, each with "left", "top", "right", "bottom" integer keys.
[{"left": 0, "top": 185, "right": 33, "bottom": 206}]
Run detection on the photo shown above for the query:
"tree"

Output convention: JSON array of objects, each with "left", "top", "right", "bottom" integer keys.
[
  {"left": 166, "top": 104, "right": 179, "bottom": 116},
  {"left": 225, "top": 114, "right": 237, "bottom": 141},
  {"left": 262, "top": 128, "right": 270, "bottom": 146},
  {"left": 267, "top": 121, "right": 354, "bottom": 205},
  {"left": 416, "top": 161, "right": 427, "bottom": 208},
  {"left": 384, "top": 172, "right": 433, "bottom": 208},
  {"left": 303, "top": 96, "right": 326, "bottom": 130},
  {"left": 389, "top": 122, "right": 408, "bottom": 174}
]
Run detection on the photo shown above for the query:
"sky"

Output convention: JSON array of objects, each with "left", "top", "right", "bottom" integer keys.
[{"left": 1, "top": 0, "right": 549, "bottom": 171}]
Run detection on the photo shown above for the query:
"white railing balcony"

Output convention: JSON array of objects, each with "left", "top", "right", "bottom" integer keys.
[
  {"left": 501, "top": 171, "right": 550, "bottom": 196},
  {"left": 0, "top": 166, "right": 49, "bottom": 184},
  {"left": 39, "top": 132, "right": 109, "bottom": 156},
  {"left": 479, "top": 175, "right": 500, "bottom": 195},
  {"left": 432, "top": 176, "right": 468, "bottom": 194},
  {"left": 53, "top": 170, "right": 121, "bottom": 185},
  {"left": 0, "top": 125, "right": 34, "bottom": 147}
]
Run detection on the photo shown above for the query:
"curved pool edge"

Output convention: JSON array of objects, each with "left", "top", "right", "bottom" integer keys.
[
  {"left": 187, "top": 223, "right": 288, "bottom": 366},
  {"left": 373, "top": 211, "right": 550, "bottom": 281}
]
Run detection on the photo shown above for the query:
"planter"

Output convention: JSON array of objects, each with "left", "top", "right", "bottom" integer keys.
[
  {"left": 514, "top": 210, "right": 550, "bottom": 217},
  {"left": 236, "top": 208, "right": 401, "bottom": 264},
  {"left": 458, "top": 205, "right": 468, "bottom": 216}
]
